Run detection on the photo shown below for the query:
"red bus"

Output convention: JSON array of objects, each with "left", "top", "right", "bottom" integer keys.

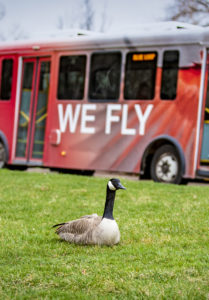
[{"left": 0, "top": 22, "right": 209, "bottom": 184}]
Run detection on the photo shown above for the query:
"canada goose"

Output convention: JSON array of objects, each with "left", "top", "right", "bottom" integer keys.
[{"left": 53, "top": 178, "right": 126, "bottom": 245}]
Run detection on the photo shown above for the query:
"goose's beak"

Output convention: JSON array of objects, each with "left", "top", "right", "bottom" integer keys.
[{"left": 118, "top": 182, "right": 126, "bottom": 190}]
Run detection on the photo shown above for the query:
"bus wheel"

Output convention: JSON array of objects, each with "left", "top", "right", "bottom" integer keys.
[
  {"left": 0, "top": 142, "right": 6, "bottom": 168},
  {"left": 150, "top": 145, "right": 182, "bottom": 184}
]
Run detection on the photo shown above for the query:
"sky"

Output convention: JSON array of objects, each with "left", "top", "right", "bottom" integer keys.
[{"left": 0, "top": 0, "right": 175, "bottom": 40}]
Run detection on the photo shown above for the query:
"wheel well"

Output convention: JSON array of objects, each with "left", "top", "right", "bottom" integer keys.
[{"left": 140, "top": 138, "right": 185, "bottom": 179}]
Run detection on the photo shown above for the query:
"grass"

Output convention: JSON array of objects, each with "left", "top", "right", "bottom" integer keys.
[{"left": 0, "top": 169, "right": 208, "bottom": 299}]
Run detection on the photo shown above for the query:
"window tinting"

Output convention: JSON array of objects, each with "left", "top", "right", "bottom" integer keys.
[
  {"left": 15, "top": 61, "right": 34, "bottom": 158},
  {"left": 124, "top": 52, "right": 157, "bottom": 100},
  {"left": 89, "top": 52, "right": 121, "bottom": 101},
  {"left": 58, "top": 55, "right": 86, "bottom": 100},
  {"left": 0, "top": 59, "right": 14, "bottom": 100},
  {"left": 32, "top": 61, "right": 51, "bottom": 159},
  {"left": 161, "top": 50, "right": 179, "bottom": 100},
  {"left": 204, "top": 65, "right": 209, "bottom": 121},
  {"left": 22, "top": 62, "right": 34, "bottom": 89}
]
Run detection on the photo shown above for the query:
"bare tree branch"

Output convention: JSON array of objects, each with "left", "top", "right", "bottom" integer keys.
[
  {"left": 99, "top": 0, "right": 112, "bottom": 32},
  {"left": 80, "top": 0, "right": 94, "bottom": 30},
  {"left": 166, "top": 0, "right": 209, "bottom": 26},
  {"left": 57, "top": 16, "right": 64, "bottom": 30},
  {"left": 56, "top": 0, "right": 110, "bottom": 33},
  {"left": 0, "top": 2, "right": 5, "bottom": 21}
]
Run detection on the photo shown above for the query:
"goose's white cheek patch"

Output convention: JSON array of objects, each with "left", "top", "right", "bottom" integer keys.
[{"left": 108, "top": 181, "right": 116, "bottom": 191}]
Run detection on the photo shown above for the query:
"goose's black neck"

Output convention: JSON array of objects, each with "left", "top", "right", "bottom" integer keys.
[{"left": 102, "top": 186, "right": 116, "bottom": 220}]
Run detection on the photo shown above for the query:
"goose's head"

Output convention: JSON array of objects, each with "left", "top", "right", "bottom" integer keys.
[{"left": 108, "top": 178, "right": 126, "bottom": 191}]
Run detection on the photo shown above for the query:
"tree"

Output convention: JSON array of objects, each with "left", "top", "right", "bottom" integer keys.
[
  {"left": 99, "top": 1, "right": 110, "bottom": 33},
  {"left": 0, "top": 2, "right": 5, "bottom": 40},
  {"left": 167, "top": 0, "right": 209, "bottom": 26},
  {"left": 0, "top": 2, "right": 5, "bottom": 21},
  {"left": 0, "top": 2, "right": 28, "bottom": 41},
  {"left": 57, "top": 0, "right": 110, "bottom": 32},
  {"left": 80, "top": 0, "right": 94, "bottom": 30},
  {"left": 9, "top": 23, "right": 28, "bottom": 40}
]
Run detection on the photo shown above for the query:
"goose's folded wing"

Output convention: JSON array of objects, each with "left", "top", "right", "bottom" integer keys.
[{"left": 55, "top": 214, "right": 102, "bottom": 235}]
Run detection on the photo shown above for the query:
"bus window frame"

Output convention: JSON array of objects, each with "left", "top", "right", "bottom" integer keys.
[
  {"left": 0, "top": 56, "right": 15, "bottom": 102},
  {"left": 160, "top": 49, "right": 179, "bottom": 101},
  {"left": 55, "top": 48, "right": 181, "bottom": 104},
  {"left": 56, "top": 52, "right": 88, "bottom": 102},
  {"left": 123, "top": 50, "right": 158, "bottom": 101},
  {"left": 88, "top": 50, "right": 122, "bottom": 103}
]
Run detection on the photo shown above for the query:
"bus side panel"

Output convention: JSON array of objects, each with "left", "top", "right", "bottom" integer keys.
[{"left": 43, "top": 50, "right": 201, "bottom": 178}]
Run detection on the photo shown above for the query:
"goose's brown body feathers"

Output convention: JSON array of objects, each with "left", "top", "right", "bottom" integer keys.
[
  {"left": 54, "top": 214, "right": 101, "bottom": 235},
  {"left": 53, "top": 214, "right": 103, "bottom": 244}
]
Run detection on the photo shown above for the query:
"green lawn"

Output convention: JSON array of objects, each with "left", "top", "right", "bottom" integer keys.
[{"left": 0, "top": 169, "right": 208, "bottom": 299}]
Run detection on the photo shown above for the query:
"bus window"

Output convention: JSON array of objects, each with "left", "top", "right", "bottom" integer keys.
[
  {"left": 161, "top": 50, "right": 179, "bottom": 100},
  {"left": 124, "top": 52, "right": 157, "bottom": 100},
  {"left": 89, "top": 52, "right": 121, "bottom": 101},
  {"left": 204, "top": 72, "right": 209, "bottom": 122},
  {"left": 32, "top": 61, "right": 50, "bottom": 159},
  {"left": 16, "top": 61, "right": 34, "bottom": 158},
  {"left": 0, "top": 59, "right": 14, "bottom": 100},
  {"left": 57, "top": 55, "right": 86, "bottom": 100}
]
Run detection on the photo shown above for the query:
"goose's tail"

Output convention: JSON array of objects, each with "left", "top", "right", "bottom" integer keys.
[{"left": 52, "top": 222, "right": 66, "bottom": 228}]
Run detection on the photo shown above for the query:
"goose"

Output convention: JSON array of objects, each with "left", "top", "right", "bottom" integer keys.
[{"left": 53, "top": 178, "right": 126, "bottom": 246}]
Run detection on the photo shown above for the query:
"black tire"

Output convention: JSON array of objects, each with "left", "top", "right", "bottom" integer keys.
[
  {"left": 0, "top": 142, "right": 6, "bottom": 169},
  {"left": 8, "top": 165, "right": 27, "bottom": 171},
  {"left": 150, "top": 145, "right": 182, "bottom": 184}
]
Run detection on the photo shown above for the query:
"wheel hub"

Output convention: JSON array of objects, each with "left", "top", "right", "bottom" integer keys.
[
  {"left": 161, "top": 161, "right": 170, "bottom": 174},
  {"left": 156, "top": 154, "right": 178, "bottom": 182}
]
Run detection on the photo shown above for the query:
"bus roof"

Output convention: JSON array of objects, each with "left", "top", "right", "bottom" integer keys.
[{"left": 0, "top": 22, "right": 209, "bottom": 53}]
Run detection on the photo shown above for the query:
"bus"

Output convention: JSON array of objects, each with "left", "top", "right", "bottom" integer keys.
[{"left": 0, "top": 22, "right": 209, "bottom": 184}]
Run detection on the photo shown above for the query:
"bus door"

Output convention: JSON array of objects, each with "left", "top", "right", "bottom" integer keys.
[
  {"left": 201, "top": 51, "right": 209, "bottom": 163},
  {"left": 15, "top": 57, "right": 51, "bottom": 163}
]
